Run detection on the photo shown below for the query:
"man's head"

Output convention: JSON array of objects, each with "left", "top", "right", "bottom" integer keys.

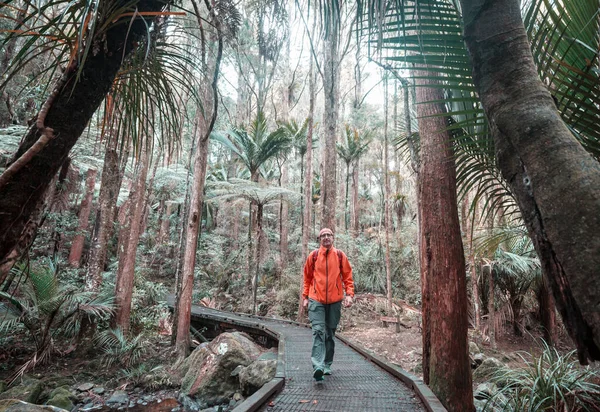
[{"left": 318, "top": 228, "right": 334, "bottom": 249}]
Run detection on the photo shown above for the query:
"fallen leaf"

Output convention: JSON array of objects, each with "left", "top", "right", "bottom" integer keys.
[{"left": 299, "top": 400, "right": 309, "bottom": 403}]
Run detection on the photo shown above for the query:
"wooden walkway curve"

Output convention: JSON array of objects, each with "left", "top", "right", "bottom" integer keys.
[{"left": 182, "top": 302, "right": 447, "bottom": 412}]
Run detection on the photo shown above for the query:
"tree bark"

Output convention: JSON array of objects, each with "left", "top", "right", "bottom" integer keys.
[
  {"left": 298, "top": 55, "right": 315, "bottom": 321},
  {"left": 383, "top": 76, "right": 393, "bottom": 315},
  {"left": 351, "top": 160, "right": 359, "bottom": 236},
  {"left": 175, "top": 1, "right": 222, "bottom": 357},
  {"left": 321, "top": 0, "right": 341, "bottom": 231},
  {"left": 0, "top": 0, "right": 167, "bottom": 265},
  {"left": 416, "top": 72, "right": 473, "bottom": 411},
  {"left": 484, "top": 264, "right": 496, "bottom": 350},
  {"left": 68, "top": 168, "right": 97, "bottom": 267},
  {"left": 460, "top": 0, "right": 600, "bottom": 363},
  {"left": 114, "top": 147, "right": 150, "bottom": 333},
  {"left": 86, "top": 141, "right": 123, "bottom": 290}
]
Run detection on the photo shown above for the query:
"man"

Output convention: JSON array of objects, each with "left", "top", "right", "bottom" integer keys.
[{"left": 302, "top": 227, "right": 355, "bottom": 381}]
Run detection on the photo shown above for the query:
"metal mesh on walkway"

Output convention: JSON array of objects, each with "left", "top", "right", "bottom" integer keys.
[{"left": 259, "top": 323, "right": 425, "bottom": 411}]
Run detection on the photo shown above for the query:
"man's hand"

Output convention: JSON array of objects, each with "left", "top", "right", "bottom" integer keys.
[
  {"left": 343, "top": 295, "right": 353, "bottom": 308},
  {"left": 303, "top": 298, "right": 309, "bottom": 308}
]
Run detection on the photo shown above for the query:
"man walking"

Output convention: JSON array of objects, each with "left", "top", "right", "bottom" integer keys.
[{"left": 302, "top": 228, "right": 355, "bottom": 381}]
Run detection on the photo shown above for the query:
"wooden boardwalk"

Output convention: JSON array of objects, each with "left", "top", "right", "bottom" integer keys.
[{"left": 185, "top": 303, "right": 446, "bottom": 412}]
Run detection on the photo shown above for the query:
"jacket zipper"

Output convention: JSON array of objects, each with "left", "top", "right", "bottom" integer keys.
[{"left": 325, "top": 249, "right": 330, "bottom": 304}]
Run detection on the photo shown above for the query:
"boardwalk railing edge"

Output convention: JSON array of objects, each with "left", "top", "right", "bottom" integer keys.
[{"left": 166, "top": 298, "right": 447, "bottom": 412}]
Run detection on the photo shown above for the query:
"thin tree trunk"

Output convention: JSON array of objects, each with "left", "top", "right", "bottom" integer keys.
[
  {"left": 68, "top": 168, "right": 97, "bottom": 267},
  {"left": 351, "top": 161, "right": 359, "bottom": 237},
  {"left": 460, "top": 0, "right": 600, "bottom": 363},
  {"left": 464, "top": 195, "right": 481, "bottom": 331},
  {"left": 175, "top": 1, "right": 222, "bottom": 357},
  {"left": 298, "top": 54, "right": 315, "bottom": 321},
  {"left": 485, "top": 264, "right": 496, "bottom": 350},
  {"left": 252, "top": 204, "right": 264, "bottom": 315},
  {"left": 0, "top": 1, "right": 167, "bottom": 265},
  {"left": 383, "top": 76, "right": 393, "bottom": 315},
  {"left": 158, "top": 202, "right": 172, "bottom": 244},
  {"left": 114, "top": 147, "right": 150, "bottom": 333},
  {"left": 86, "top": 139, "right": 127, "bottom": 291},
  {"left": 416, "top": 71, "right": 473, "bottom": 411},
  {"left": 279, "top": 164, "right": 288, "bottom": 273}
]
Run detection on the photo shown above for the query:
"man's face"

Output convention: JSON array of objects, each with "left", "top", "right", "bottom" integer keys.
[{"left": 319, "top": 232, "right": 334, "bottom": 248}]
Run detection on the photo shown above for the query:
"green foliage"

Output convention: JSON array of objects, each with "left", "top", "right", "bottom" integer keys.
[
  {"left": 272, "top": 272, "right": 300, "bottom": 319},
  {"left": 96, "top": 328, "right": 146, "bottom": 368},
  {"left": 212, "top": 112, "right": 292, "bottom": 180},
  {"left": 483, "top": 342, "right": 600, "bottom": 411},
  {"left": 0, "top": 259, "right": 114, "bottom": 380}
]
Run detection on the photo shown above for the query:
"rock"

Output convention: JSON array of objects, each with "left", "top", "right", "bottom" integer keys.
[
  {"left": 257, "top": 351, "right": 277, "bottom": 361},
  {"left": 0, "top": 378, "right": 43, "bottom": 403},
  {"left": 178, "top": 394, "right": 201, "bottom": 412},
  {"left": 45, "top": 393, "right": 73, "bottom": 411},
  {"left": 238, "top": 360, "right": 277, "bottom": 396},
  {"left": 0, "top": 399, "right": 68, "bottom": 412},
  {"left": 91, "top": 387, "right": 104, "bottom": 395},
  {"left": 76, "top": 383, "right": 94, "bottom": 392},
  {"left": 469, "top": 342, "right": 481, "bottom": 355},
  {"left": 230, "top": 366, "right": 244, "bottom": 377},
  {"left": 232, "top": 392, "right": 242, "bottom": 402},
  {"left": 180, "top": 332, "right": 262, "bottom": 403},
  {"left": 106, "top": 390, "right": 129, "bottom": 405},
  {"left": 473, "top": 357, "right": 505, "bottom": 382},
  {"left": 474, "top": 382, "right": 498, "bottom": 400}
]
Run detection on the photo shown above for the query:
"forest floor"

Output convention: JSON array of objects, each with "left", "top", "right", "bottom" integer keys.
[{"left": 1, "top": 293, "right": 570, "bottom": 410}]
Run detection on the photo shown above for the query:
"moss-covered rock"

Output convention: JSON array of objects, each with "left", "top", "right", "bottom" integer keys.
[
  {"left": 180, "top": 332, "right": 262, "bottom": 404},
  {"left": 238, "top": 359, "right": 277, "bottom": 396},
  {"left": 0, "top": 399, "right": 68, "bottom": 412},
  {"left": 45, "top": 393, "right": 73, "bottom": 411},
  {"left": 472, "top": 357, "right": 505, "bottom": 382},
  {"left": 0, "top": 378, "right": 43, "bottom": 403}
]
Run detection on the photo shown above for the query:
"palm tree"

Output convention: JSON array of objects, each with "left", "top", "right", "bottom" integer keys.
[
  {"left": 206, "top": 179, "right": 299, "bottom": 314},
  {"left": 213, "top": 112, "right": 291, "bottom": 275},
  {"left": 337, "top": 125, "right": 371, "bottom": 233},
  {"left": 363, "top": 0, "right": 600, "bottom": 363},
  {"left": 0, "top": 0, "right": 202, "bottom": 281}
]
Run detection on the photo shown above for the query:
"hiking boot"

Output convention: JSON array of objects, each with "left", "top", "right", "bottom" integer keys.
[
  {"left": 323, "top": 367, "right": 332, "bottom": 375},
  {"left": 313, "top": 368, "right": 324, "bottom": 381}
]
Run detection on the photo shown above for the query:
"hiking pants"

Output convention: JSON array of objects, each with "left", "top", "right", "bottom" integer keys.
[{"left": 308, "top": 299, "right": 342, "bottom": 371}]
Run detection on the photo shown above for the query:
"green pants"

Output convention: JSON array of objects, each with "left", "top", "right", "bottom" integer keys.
[{"left": 308, "top": 299, "right": 342, "bottom": 371}]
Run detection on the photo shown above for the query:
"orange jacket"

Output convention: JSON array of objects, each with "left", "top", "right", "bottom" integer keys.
[{"left": 303, "top": 246, "right": 354, "bottom": 304}]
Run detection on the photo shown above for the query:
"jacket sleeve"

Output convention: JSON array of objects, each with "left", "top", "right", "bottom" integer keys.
[
  {"left": 302, "top": 252, "right": 314, "bottom": 299},
  {"left": 341, "top": 252, "right": 354, "bottom": 297}
]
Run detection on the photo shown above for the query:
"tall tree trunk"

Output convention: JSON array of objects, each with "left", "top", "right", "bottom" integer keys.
[
  {"left": 298, "top": 53, "right": 315, "bottom": 320},
  {"left": 383, "top": 76, "right": 393, "bottom": 315},
  {"left": 0, "top": 1, "right": 167, "bottom": 265},
  {"left": 460, "top": 0, "right": 600, "bottom": 363},
  {"left": 416, "top": 72, "right": 473, "bottom": 411},
  {"left": 279, "top": 164, "right": 289, "bottom": 273},
  {"left": 321, "top": 0, "right": 341, "bottom": 230},
  {"left": 175, "top": 3, "right": 222, "bottom": 357},
  {"left": 464, "top": 194, "right": 481, "bottom": 331},
  {"left": 114, "top": 147, "right": 150, "bottom": 333},
  {"left": 351, "top": 161, "right": 359, "bottom": 236},
  {"left": 87, "top": 139, "right": 124, "bottom": 290},
  {"left": 68, "top": 168, "right": 97, "bottom": 267},
  {"left": 158, "top": 201, "right": 172, "bottom": 245},
  {"left": 252, "top": 203, "right": 264, "bottom": 315},
  {"left": 484, "top": 264, "right": 496, "bottom": 350}
]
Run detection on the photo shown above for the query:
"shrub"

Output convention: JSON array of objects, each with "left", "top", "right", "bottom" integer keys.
[{"left": 483, "top": 342, "right": 600, "bottom": 411}]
